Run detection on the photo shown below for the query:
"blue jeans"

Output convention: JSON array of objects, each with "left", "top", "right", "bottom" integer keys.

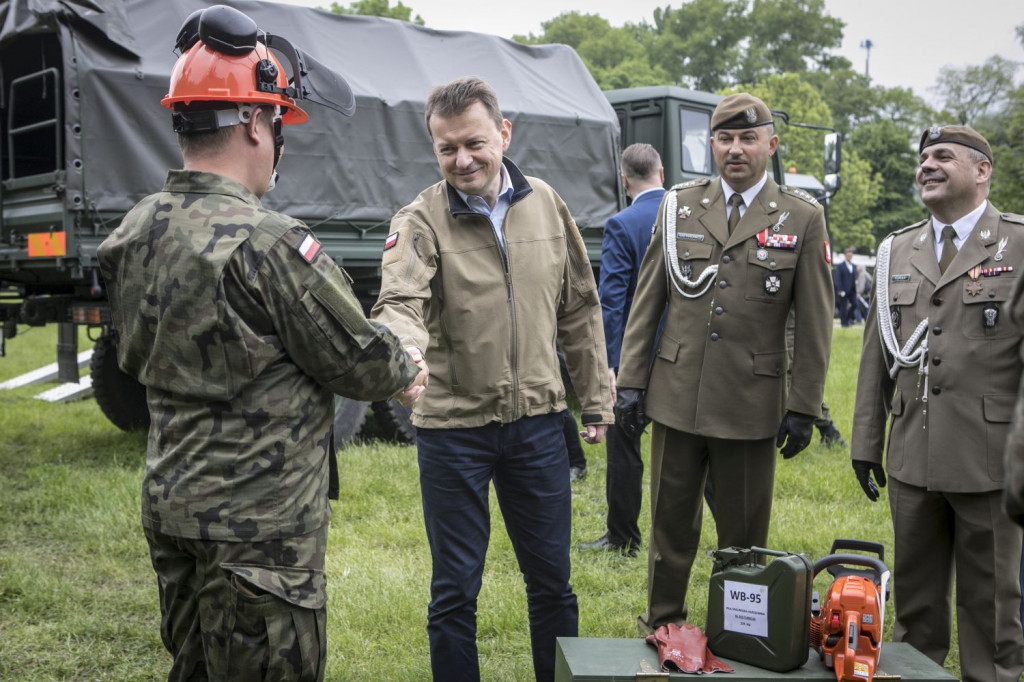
[{"left": 417, "top": 413, "right": 578, "bottom": 682}]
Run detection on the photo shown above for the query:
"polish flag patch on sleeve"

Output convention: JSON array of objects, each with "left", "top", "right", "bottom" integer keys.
[
  {"left": 824, "top": 241, "right": 832, "bottom": 264},
  {"left": 384, "top": 232, "right": 399, "bottom": 252},
  {"left": 298, "top": 233, "right": 321, "bottom": 263}
]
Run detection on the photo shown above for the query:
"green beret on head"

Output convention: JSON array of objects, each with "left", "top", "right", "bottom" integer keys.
[
  {"left": 711, "top": 93, "right": 773, "bottom": 131},
  {"left": 919, "top": 124, "right": 992, "bottom": 164}
]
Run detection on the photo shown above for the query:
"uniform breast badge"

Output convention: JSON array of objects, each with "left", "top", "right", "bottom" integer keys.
[
  {"left": 771, "top": 211, "right": 790, "bottom": 233},
  {"left": 756, "top": 248, "right": 769, "bottom": 261},
  {"left": 995, "top": 237, "right": 1008, "bottom": 262},
  {"left": 764, "top": 274, "right": 782, "bottom": 294},
  {"left": 983, "top": 303, "right": 999, "bottom": 328},
  {"left": 678, "top": 205, "right": 692, "bottom": 219}
]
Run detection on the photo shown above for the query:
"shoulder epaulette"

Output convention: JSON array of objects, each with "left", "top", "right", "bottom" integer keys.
[
  {"left": 887, "top": 218, "right": 929, "bottom": 241},
  {"left": 1001, "top": 213, "right": 1024, "bottom": 226},
  {"left": 779, "top": 185, "right": 820, "bottom": 206},
  {"left": 670, "top": 177, "right": 711, "bottom": 191}
]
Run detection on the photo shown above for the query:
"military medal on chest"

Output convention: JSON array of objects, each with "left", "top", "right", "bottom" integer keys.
[{"left": 764, "top": 273, "right": 782, "bottom": 295}]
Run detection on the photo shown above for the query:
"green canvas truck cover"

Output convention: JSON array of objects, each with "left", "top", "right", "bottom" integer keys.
[{"left": 0, "top": 0, "right": 620, "bottom": 232}]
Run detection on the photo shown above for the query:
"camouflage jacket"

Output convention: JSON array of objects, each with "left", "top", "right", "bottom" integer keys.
[{"left": 97, "top": 171, "right": 418, "bottom": 542}]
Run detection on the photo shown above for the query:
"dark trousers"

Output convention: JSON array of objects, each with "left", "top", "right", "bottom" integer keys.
[
  {"left": 837, "top": 292, "right": 856, "bottom": 326},
  {"left": 604, "top": 422, "right": 643, "bottom": 549},
  {"left": 561, "top": 408, "right": 587, "bottom": 470},
  {"left": 888, "top": 480, "right": 1024, "bottom": 681},
  {"left": 640, "top": 423, "right": 775, "bottom": 632},
  {"left": 417, "top": 413, "right": 578, "bottom": 682}
]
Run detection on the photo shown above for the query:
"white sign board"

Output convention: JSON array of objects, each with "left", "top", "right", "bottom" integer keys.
[{"left": 723, "top": 580, "right": 768, "bottom": 637}]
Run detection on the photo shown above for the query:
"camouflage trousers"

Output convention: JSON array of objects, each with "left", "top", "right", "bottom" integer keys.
[{"left": 143, "top": 524, "right": 329, "bottom": 682}]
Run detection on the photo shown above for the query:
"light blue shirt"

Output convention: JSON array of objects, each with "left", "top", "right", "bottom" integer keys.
[{"left": 457, "top": 165, "right": 514, "bottom": 251}]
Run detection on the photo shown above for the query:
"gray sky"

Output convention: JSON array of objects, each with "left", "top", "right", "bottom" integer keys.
[{"left": 273, "top": 0, "right": 1023, "bottom": 105}]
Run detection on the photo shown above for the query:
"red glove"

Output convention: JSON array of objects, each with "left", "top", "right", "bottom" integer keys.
[{"left": 645, "top": 622, "right": 734, "bottom": 674}]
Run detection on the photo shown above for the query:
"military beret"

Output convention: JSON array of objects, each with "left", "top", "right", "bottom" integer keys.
[
  {"left": 711, "top": 93, "right": 773, "bottom": 131},
  {"left": 919, "top": 124, "right": 992, "bottom": 164}
]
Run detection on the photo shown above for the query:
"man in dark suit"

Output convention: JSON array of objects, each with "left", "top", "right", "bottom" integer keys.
[
  {"left": 615, "top": 93, "right": 834, "bottom": 632},
  {"left": 835, "top": 247, "right": 857, "bottom": 326},
  {"left": 852, "top": 125, "right": 1024, "bottom": 681},
  {"left": 579, "top": 143, "right": 665, "bottom": 557}
]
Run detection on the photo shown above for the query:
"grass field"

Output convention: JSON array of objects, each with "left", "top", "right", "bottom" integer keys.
[{"left": 0, "top": 324, "right": 960, "bottom": 680}]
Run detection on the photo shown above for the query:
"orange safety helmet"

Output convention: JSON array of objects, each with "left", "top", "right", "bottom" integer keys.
[
  {"left": 162, "top": 5, "right": 309, "bottom": 125},
  {"left": 162, "top": 42, "right": 308, "bottom": 125}
]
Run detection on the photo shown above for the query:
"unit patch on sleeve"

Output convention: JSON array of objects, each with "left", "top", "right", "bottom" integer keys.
[
  {"left": 298, "top": 233, "right": 322, "bottom": 263},
  {"left": 384, "top": 232, "right": 400, "bottom": 252}
]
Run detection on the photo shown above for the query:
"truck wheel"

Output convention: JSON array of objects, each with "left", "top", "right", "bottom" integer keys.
[
  {"left": 333, "top": 396, "right": 369, "bottom": 449},
  {"left": 91, "top": 336, "right": 150, "bottom": 432},
  {"left": 370, "top": 399, "right": 416, "bottom": 444}
]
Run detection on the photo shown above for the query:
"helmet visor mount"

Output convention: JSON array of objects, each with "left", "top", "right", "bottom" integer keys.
[{"left": 166, "top": 5, "right": 355, "bottom": 120}]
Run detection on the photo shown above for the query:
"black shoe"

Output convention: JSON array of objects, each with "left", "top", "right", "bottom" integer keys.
[
  {"left": 569, "top": 465, "right": 588, "bottom": 483},
  {"left": 819, "top": 423, "right": 848, "bottom": 448},
  {"left": 577, "top": 534, "right": 638, "bottom": 557}
]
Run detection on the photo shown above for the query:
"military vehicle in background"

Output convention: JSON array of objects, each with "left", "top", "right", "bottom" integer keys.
[{"left": 0, "top": 0, "right": 839, "bottom": 441}]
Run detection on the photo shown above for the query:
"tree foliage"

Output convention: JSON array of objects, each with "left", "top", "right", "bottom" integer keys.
[
  {"left": 978, "top": 83, "right": 1024, "bottom": 215},
  {"left": 931, "top": 55, "right": 1020, "bottom": 126},
  {"left": 328, "top": 0, "right": 424, "bottom": 25},
  {"left": 849, "top": 120, "right": 924, "bottom": 245},
  {"left": 515, "top": 13, "right": 670, "bottom": 89}
]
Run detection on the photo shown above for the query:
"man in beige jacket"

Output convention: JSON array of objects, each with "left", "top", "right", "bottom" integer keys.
[{"left": 372, "top": 76, "right": 613, "bottom": 682}]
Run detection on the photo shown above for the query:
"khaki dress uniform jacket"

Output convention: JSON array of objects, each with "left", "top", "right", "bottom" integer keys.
[
  {"left": 617, "top": 176, "right": 833, "bottom": 630},
  {"left": 617, "top": 177, "right": 833, "bottom": 435},
  {"left": 851, "top": 203, "right": 1024, "bottom": 682}
]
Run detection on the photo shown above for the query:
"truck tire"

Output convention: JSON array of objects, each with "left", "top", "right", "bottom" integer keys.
[
  {"left": 91, "top": 336, "right": 150, "bottom": 432},
  {"left": 370, "top": 399, "right": 416, "bottom": 444},
  {"left": 333, "top": 396, "right": 369, "bottom": 449}
]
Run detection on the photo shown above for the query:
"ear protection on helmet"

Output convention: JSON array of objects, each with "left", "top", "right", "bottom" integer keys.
[{"left": 162, "top": 4, "right": 355, "bottom": 129}]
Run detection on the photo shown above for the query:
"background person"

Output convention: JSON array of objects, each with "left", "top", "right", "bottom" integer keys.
[
  {"left": 851, "top": 124, "right": 1024, "bottom": 682},
  {"left": 371, "top": 76, "right": 613, "bottom": 682},
  {"left": 614, "top": 93, "right": 834, "bottom": 634},
  {"left": 835, "top": 247, "right": 857, "bottom": 326},
  {"left": 578, "top": 143, "right": 665, "bottom": 557},
  {"left": 96, "top": 7, "right": 425, "bottom": 680}
]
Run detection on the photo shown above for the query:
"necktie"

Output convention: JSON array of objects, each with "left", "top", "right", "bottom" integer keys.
[
  {"left": 727, "top": 193, "right": 744, "bottom": 234},
  {"left": 938, "top": 225, "right": 957, "bottom": 274}
]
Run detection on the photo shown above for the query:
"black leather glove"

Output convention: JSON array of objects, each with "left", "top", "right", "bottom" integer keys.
[
  {"left": 614, "top": 388, "right": 649, "bottom": 438},
  {"left": 775, "top": 410, "right": 815, "bottom": 459},
  {"left": 852, "top": 459, "right": 887, "bottom": 502}
]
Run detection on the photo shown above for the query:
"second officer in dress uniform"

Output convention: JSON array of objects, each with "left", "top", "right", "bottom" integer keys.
[
  {"left": 851, "top": 125, "right": 1024, "bottom": 682},
  {"left": 615, "top": 93, "right": 835, "bottom": 632}
]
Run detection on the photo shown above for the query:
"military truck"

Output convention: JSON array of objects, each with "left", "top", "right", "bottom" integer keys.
[{"left": 0, "top": 0, "right": 839, "bottom": 440}]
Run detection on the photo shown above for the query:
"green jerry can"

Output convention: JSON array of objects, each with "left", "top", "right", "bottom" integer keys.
[{"left": 705, "top": 546, "right": 813, "bottom": 672}]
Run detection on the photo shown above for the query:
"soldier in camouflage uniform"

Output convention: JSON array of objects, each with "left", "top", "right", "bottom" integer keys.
[{"left": 96, "top": 7, "right": 425, "bottom": 681}]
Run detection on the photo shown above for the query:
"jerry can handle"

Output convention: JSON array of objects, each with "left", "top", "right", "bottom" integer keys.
[{"left": 749, "top": 546, "right": 789, "bottom": 558}]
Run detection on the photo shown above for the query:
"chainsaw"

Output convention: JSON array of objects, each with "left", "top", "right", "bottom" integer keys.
[{"left": 809, "top": 539, "right": 891, "bottom": 682}]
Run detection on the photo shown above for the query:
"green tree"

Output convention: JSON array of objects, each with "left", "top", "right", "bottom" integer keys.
[
  {"left": 804, "top": 65, "right": 873, "bottom": 137},
  {"left": 328, "top": 0, "right": 424, "bottom": 24},
  {"left": 978, "top": 83, "right": 1024, "bottom": 214},
  {"left": 931, "top": 55, "right": 1020, "bottom": 126},
  {"left": 516, "top": 13, "right": 670, "bottom": 89},
  {"left": 737, "top": 0, "right": 845, "bottom": 83},
  {"left": 649, "top": 0, "right": 749, "bottom": 91},
  {"left": 827, "top": 150, "right": 880, "bottom": 249},
  {"left": 848, "top": 119, "right": 924, "bottom": 244}
]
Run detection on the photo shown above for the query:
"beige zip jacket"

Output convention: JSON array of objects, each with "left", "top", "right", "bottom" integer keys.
[{"left": 372, "top": 158, "right": 613, "bottom": 429}]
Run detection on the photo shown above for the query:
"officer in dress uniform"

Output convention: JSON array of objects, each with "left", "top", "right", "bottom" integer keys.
[
  {"left": 851, "top": 125, "right": 1024, "bottom": 682},
  {"left": 614, "top": 93, "right": 834, "bottom": 632}
]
